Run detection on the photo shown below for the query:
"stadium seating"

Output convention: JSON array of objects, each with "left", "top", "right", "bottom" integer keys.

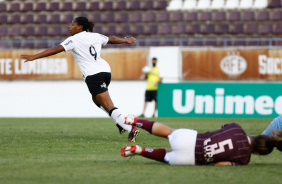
[
  {"left": 154, "top": 1, "right": 168, "bottom": 10},
  {"left": 115, "top": 1, "right": 127, "bottom": 11},
  {"left": 0, "top": 15, "right": 8, "bottom": 24},
  {"left": 22, "top": 14, "right": 34, "bottom": 24},
  {"left": 268, "top": 0, "right": 282, "bottom": 8},
  {"left": 101, "top": 1, "right": 114, "bottom": 11},
  {"left": 144, "top": 25, "right": 157, "bottom": 35},
  {"left": 128, "top": 12, "right": 142, "bottom": 22},
  {"left": 184, "top": 12, "right": 198, "bottom": 21},
  {"left": 34, "top": 14, "right": 47, "bottom": 24},
  {"left": 61, "top": 2, "right": 73, "bottom": 11},
  {"left": 117, "top": 25, "right": 131, "bottom": 35},
  {"left": 22, "top": 2, "right": 33, "bottom": 12},
  {"left": 0, "top": 2, "right": 7, "bottom": 12},
  {"left": 104, "top": 25, "right": 117, "bottom": 35},
  {"left": 274, "top": 23, "right": 282, "bottom": 34},
  {"left": 256, "top": 10, "right": 270, "bottom": 21},
  {"left": 244, "top": 23, "right": 258, "bottom": 34},
  {"left": 270, "top": 10, "right": 282, "bottom": 20},
  {"left": 157, "top": 11, "right": 170, "bottom": 22},
  {"left": 62, "top": 14, "right": 74, "bottom": 24},
  {"left": 22, "top": 26, "right": 35, "bottom": 37},
  {"left": 35, "top": 26, "right": 48, "bottom": 37},
  {"left": 9, "top": 25, "right": 21, "bottom": 36},
  {"left": 212, "top": 11, "right": 226, "bottom": 21},
  {"left": 170, "top": 12, "right": 183, "bottom": 22},
  {"left": 49, "top": 26, "right": 62, "bottom": 36},
  {"left": 0, "top": 26, "right": 8, "bottom": 37},
  {"left": 198, "top": 11, "right": 212, "bottom": 21},
  {"left": 128, "top": 1, "right": 141, "bottom": 10},
  {"left": 227, "top": 11, "right": 241, "bottom": 21},
  {"left": 215, "top": 24, "right": 229, "bottom": 34},
  {"left": 241, "top": 11, "right": 255, "bottom": 21},
  {"left": 8, "top": 2, "right": 20, "bottom": 12},
  {"left": 9, "top": 14, "right": 21, "bottom": 24},
  {"left": 158, "top": 24, "right": 172, "bottom": 35},
  {"left": 200, "top": 24, "right": 215, "bottom": 34},
  {"left": 74, "top": 2, "right": 87, "bottom": 11},
  {"left": 172, "top": 24, "right": 186, "bottom": 34},
  {"left": 141, "top": 1, "right": 154, "bottom": 10},
  {"left": 1, "top": 0, "right": 282, "bottom": 48},
  {"left": 34, "top": 3, "right": 47, "bottom": 12},
  {"left": 90, "top": 13, "right": 102, "bottom": 23},
  {"left": 143, "top": 12, "right": 156, "bottom": 22},
  {"left": 48, "top": 14, "right": 61, "bottom": 24},
  {"left": 259, "top": 23, "right": 273, "bottom": 34},
  {"left": 115, "top": 12, "right": 129, "bottom": 23},
  {"left": 186, "top": 24, "right": 200, "bottom": 34},
  {"left": 102, "top": 13, "right": 115, "bottom": 23},
  {"left": 88, "top": 2, "right": 100, "bottom": 11},
  {"left": 229, "top": 24, "right": 244, "bottom": 34},
  {"left": 48, "top": 2, "right": 60, "bottom": 11}
]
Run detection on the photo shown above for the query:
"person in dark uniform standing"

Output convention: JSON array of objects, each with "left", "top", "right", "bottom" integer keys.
[{"left": 120, "top": 115, "right": 282, "bottom": 166}]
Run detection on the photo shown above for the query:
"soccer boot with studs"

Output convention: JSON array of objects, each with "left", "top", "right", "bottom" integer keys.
[
  {"left": 128, "top": 127, "right": 139, "bottom": 142},
  {"left": 120, "top": 144, "right": 144, "bottom": 157}
]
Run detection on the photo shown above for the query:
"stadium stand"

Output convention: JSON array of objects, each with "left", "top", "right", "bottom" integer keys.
[{"left": 0, "top": 0, "right": 281, "bottom": 49}]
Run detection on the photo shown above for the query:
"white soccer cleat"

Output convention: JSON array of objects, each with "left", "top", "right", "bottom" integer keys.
[
  {"left": 125, "top": 114, "right": 138, "bottom": 126},
  {"left": 120, "top": 145, "right": 144, "bottom": 157}
]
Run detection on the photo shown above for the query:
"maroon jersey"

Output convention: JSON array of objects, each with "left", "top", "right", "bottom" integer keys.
[{"left": 195, "top": 123, "right": 251, "bottom": 165}]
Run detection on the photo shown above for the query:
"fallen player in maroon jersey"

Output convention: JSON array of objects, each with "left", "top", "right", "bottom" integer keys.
[{"left": 120, "top": 116, "right": 282, "bottom": 166}]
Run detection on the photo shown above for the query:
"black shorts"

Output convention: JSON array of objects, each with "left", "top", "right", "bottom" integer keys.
[
  {"left": 145, "top": 90, "right": 157, "bottom": 102},
  {"left": 85, "top": 72, "right": 111, "bottom": 98}
]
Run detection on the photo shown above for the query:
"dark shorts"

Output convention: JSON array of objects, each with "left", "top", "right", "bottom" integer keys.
[
  {"left": 85, "top": 72, "right": 111, "bottom": 98},
  {"left": 145, "top": 90, "right": 157, "bottom": 102}
]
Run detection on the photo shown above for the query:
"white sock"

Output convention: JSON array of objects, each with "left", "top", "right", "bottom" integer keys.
[
  {"left": 110, "top": 108, "right": 132, "bottom": 132},
  {"left": 99, "top": 106, "right": 107, "bottom": 114}
]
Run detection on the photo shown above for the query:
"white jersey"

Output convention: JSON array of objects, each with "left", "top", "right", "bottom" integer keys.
[{"left": 60, "top": 31, "right": 111, "bottom": 79}]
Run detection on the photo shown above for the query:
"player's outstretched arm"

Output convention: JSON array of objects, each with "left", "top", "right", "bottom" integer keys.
[
  {"left": 108, "top": 36, "right": 136, "bottom": 44},
  {"left": 20, "top": 45, "right": 65, "bottom": 62}
]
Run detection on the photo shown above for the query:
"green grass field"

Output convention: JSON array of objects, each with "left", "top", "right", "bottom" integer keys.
[{"left": 0, "top": 118, "right": 281, "bottom": 184}]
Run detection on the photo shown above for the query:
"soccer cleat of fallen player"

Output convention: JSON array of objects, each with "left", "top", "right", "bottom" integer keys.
[
  {"left": 116, "top": 124, "right": 126, "bottom": 134},
  {"left": 125, "top": 115, "right": 138, "bottom": 126},
  {"left": 120, "top": 145, "right": 144, "bottom": 157},
  {"left": 128, "top": 127, "right": 139, "bottom": 142}
]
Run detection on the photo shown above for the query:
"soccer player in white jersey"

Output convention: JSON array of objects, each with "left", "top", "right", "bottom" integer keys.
[{"left": 20, "top": 17, "right": 139, "bottom": 142}]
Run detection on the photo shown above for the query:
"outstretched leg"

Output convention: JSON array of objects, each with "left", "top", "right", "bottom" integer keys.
[
  {"left": 92, "top": 96, "right": 125, "bottom": 134},
  {"left": 93, "top": 91, "right": 139, "bottom": 142},
  {"left": 125, "top": 116, "right": 173, "bottom": 138},
  {"left": 120, "top": 145, "right": 168, "bottom": 163}
]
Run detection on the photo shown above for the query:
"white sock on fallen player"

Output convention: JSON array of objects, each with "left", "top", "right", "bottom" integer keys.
[{"left": 110, "top": 108, "right": 132, "bottom": 132}]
